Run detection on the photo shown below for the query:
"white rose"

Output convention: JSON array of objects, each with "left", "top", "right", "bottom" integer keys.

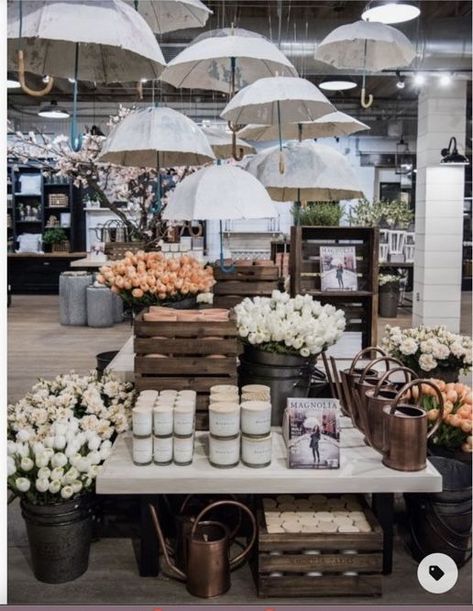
[
  {"left": 15, "top": 477, "right": 31, "bottom": 492},
  {"left": 300, "top": 347, "right": 310, "bottom": 358},
  {"left": 399, "top": 338, "right": 418, "bottom": 356},
  {"left": 48, "top": 480, "right": 61, "bottom": 494},
  {"left": 71, "top": 480, "right": 83, "bottom": 494},
  {"left": 7, "top": 456, "right": 16, "bottom": 477},
  {"left": 99, "top": 446, "right": 112, "bottom": 461},
  {"left": 88, "top": 451, "right": 102, "bottom": 465},
  {"left": 450, "top": 342, "right": 466, "bottom": 358},
  {"left": 20, "top": 457, "right": 34, "bottom": 472},
  {"left": 35, "top": 478, "right": 50, "bottom": 493},
  {"left": 32, "top": 442, "right": 45, "bottom": 456},
  {"left": 50, "top": 467, "right": 65, "bottom": 481},
  {"left": 419, "top": 353, "right": 438, "bottom": 372},
  {"left": 7, "top": 441, "right": 17, "bottom": 456},
  {"left": 76, "top": 457, "right": 91, "bottom": 473},
  {"left": 16, "top": 429, "right": 31, "bottom": 442},
  {"left": 16, "top": 444, "right": 29, "bottom": 458},
  {"left": 51, "top": 452, "right": 68, "bottom": 469},
  {"left": 60, "top": 485, "right": 74, "bottom": 499},
  {"left": 431, "top": 342, "right": 450, "bottom": 360},
  {"left": 53, "top": 435, "right": 67, "bottom": 450},
  {"left": 37, "top": 467, "right": 51, "bottom": 480},
  {"left": 35, "top": 452, "right": 50, "bottom": 468},
  {"left": 64, "top": 467, "right": 79, "bottom": 483}
]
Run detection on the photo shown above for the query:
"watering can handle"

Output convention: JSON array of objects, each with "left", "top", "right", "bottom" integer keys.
[
  {"left": 179, "top": 494, "right": 243, "bottom": 541},
  {"left": 373, "top": 366, "right": 417, "bottom": 396},
  {"left": 148, "top": 503, "right": 186, "bottom": 581},
  {"left": 191, "top": 500, "right": 257, "bottom": 570},
  {"left": 358, "top": 356, "right": 402, "bottom": 385},
  {"left": 349, "top": 346, "right": 386, "bottom": 376},
  {"left": 390, "top": 379, "right": 444, "bottom": 439}
]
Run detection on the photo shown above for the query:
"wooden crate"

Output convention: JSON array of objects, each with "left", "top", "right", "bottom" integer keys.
[
  {"left": 256, "top": 496, "right": 383, "bottom": 598},
  {"left": 105, "top": 241, "right": 146, "bottom": 261},
  {"left": 134, "top": 311, "right": 240, "bottom": 429},
  {"left": 213, "top": 263, "right": 282, "bottom": 309},
  {"left": 289, "top": 226, "right": 379, "bottom": 348}
]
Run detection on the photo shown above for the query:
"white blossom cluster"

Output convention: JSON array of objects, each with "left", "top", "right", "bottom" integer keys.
[
  {"left": 382, "top": 324, "right": 473, "bottom": 373},
  {"left": 7, "top": 419, "right": 113, "bottom": 503},
  {"left": 234, "top": 291, "right": 346, "bottom": 357}
]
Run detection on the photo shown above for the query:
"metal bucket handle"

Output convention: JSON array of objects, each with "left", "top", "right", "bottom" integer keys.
[
  {"left": 191, "top": 500, "right": 257, "bottom": 571},
  {"left": 391, "top": 379, "right": 444, "bottom": 439},
  {"left": 374, "top": 366, "right": 418, "bottom": 396},
  {"left": 348, "top": 346, "right": 386, "bottom": 376},
  {"left": 179, "top": 494, "right": 243, "bottom": 541},
  {"left": 358, "top": 356, "right": 403, "bottom": 385}
]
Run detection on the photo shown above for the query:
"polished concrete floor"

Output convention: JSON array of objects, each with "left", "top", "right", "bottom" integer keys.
[{"left": 7, "top": 294, "right": 473, "bottom": 605}]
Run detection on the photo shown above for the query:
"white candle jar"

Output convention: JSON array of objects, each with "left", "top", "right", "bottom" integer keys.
[
  {"left": 241, "top": 432, "right": 272, "bottom": 468},
  {"left": 153, "top": 435, "right": 173, "bottom": 465},
  {"left": 153, "top": 405, "right": 173, "bottom": 437},
  {"left": 241, "top": 401, "right": 272, "bottom": 437},
  {"left": 209, "top": 433, "right": 240, "bottom": 468},
  {"left": 241, "top": 384, "right": 271, "bottom": 402},
  {"left": 210, "top": 384, "right": 239, "bottom": 395},
  {"left": 174, "top": 405, "right": 195, "bottom": 436},
  {"left": 209, "top": 403, "right": 240, "bottom": 438},
  {"left": 132, "top": 407, "right": 153, "bottom": 437},
  {"left": 173, "top": 434, "right": 194, "bottom": 465},
  {"left": 133, "top": 435, "right": 153, "bottom": 465},
  {"left": 178, "top": 390, "right": 197, "bottom": 402},
  {"left": 138, "top": 390, "right": 159, "bottom": 402},
  {"left": 160, "top": 389, "right": 178, "bottom": 399}
]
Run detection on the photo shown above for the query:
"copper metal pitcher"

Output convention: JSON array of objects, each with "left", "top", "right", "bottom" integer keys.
[
  {"left": 382, "top": 379, "right": 444, "bottom": 472},
  {"left": 149, "top": 500, "right": 256, "bottom": 598},
  {"left": 363, "top": 366, "right": 417, "bottom": 452}
]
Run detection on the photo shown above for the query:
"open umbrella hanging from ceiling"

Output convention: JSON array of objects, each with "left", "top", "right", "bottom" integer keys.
[
  {"left": 246, "top": 141, "right": 363, "bottom": 220},
  {"left": 221, "top": 76, "right": 335, "bottom": 171},
  {"left": 314, "top": 20, "right": 415, "bottom": 108},
  {"left": 8, "top": 0, "right": 166, "bottom": 150},
  {"left": 160, "top": 27, "right": 297, "bottom": 159},
  {"left": 124, "top": 0, "right": 212, "bottom": 34},
  {"left": 163, "top": 164, "right": 277, "bottom": 270},
  {"left": 238, "top": 111, "right": 370, "bottom": 142},
  {"left": 201, "top": 126, "right": 256, "bottom": 160}
]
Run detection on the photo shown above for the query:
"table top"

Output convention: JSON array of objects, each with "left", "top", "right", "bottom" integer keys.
[
  {"left": 106, "top": 336, "right": 134, "bottom": 383},
  {"left": 8, "top": 252, "right": 86, "bottom": 259},
  {"left": 70, "top": 257, "right": 106, "bottom": 268},
  {"left": 96, "top": 422, "right": 442, "bottom": 495}
]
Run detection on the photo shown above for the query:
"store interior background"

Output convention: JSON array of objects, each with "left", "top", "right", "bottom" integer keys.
[{"left": 6, "top": 0, "right": 472, "bottom": 604}]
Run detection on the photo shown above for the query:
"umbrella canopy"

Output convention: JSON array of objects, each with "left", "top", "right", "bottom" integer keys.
[
  {"left": 201, "top": 126, "right": 255, "bottom": 159},
  {"left": 124, "top": 0, "right": 212, "bottom": 34},
  {"left": 238, "top": 111, "right": 370, "bottom": 142},
  {"left": 7, "top": 0, "right": 166, "bottom": 82},
  {"left": 221, "top": 76, "right": 335, "bottom": 125},
  {"left": 163, "top": 165, "right": 277, "bottom": 220},
  {"left": 314, "top": 20, "right": 416, "bottom": 71},
  {"left": 159, "top": 27, "right": 297, "bottom": 93},
  {"left": 247, "top": 141, "right": 364, "bottom": 202},
  {"left": 98, "top": 106, "right": 215, "bottom": 168}
]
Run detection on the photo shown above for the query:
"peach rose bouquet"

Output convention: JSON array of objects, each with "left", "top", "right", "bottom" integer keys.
[
  {"left": 97, "top": 251, "right": 215, "bottom": 307},
  {"left": 412, "top": 380, "right": 472, "bottom": 453}
]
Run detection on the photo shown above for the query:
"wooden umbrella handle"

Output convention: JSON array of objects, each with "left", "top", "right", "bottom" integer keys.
[{"left": 18, "top": 50, "right": 54, "bottom": 97}]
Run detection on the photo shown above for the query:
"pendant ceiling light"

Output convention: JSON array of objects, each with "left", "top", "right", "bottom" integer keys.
[
  {"left": 319, "top": 79, "right": 357, "bottom": 92},
  {"left": 362, "top": 2, "right": 420, "bottom": 25},
  {"left": 37, "top": 101, "right": 70, "bottom": 119}
]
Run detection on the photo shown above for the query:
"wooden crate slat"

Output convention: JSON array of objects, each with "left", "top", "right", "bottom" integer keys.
[
  {"left": 134, "top": 375, "right": 237, "bottom": 392},
  {"left": 259, "top": 552, "right": 383, "bottom": 573},
  {"left": 135, "top": 320, "right": 238, "bottom": 338},
  {"left": 213, "top": 296, "right": 248, "bottom": 309},
  {"left": 258, "top": 575, "right": 382, "bottom": 597},
  {"left": 134, "top": 337, "right": 239, "bottom": 356},
  {"left": 213, "top": 266, "right": 279, "bottom": 281},
  {"left": 135, "top": 356, "right": 237, "bottom": 375},
  {"left": 214, "top": 280, "right": 278, "bottom": 295}
]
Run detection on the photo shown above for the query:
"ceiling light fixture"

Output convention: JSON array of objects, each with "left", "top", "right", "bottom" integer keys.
[
  {"left": 38, "top": 100, "right": 70, "bottom": 119},
  {"left": 440, "top": 137, "right": 470, "bottom": 165},
  {"left": 319, "top": 79, "right": 357, "bottom": 91},
  {"left": 413, "top": 73, "right": 425, "bottom": 86},
  {"left": 7, "top": 78, "right": 20, "bottom": 89},
  {"left": 439, "top": 73, "right": 452, "bottom": 87},
  {"left": 362, "top": 1, "right": 420, "bottom": 24},
  {"left": 396, "top": 71, "right": 405, "bottom": 89}
]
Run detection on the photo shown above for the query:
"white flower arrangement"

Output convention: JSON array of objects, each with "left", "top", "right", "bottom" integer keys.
[
  {"left": 382, "top": 324, "right": 472, "bottom": 375},
  {"left": 234, "top": 291, "right": 346, "bottom": 357},
  {"left": 379, "top": 273, "right": 400, "bottom": 286}
]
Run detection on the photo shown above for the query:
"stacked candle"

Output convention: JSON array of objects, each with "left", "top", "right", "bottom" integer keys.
[{"left": 132, "top": 391, "right": 158, "bottom": 466}]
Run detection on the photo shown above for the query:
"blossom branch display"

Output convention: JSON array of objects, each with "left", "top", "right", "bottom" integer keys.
[{"left": 349, "top": 198, "right": 414, "bottom": 229}]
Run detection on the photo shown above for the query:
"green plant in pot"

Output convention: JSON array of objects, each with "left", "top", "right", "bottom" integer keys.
[
  {"left": 7, "top": 371, "right": 135, "bottom": 583},
  {"left": 349, "top": 198, "right": 414, "bottom": 229},
  {"left": 42, "top": 227, "right": 68, "bottom": 252},
  {"left": 378, "top": 273, "right": 401, "bottom": 318},
  {"left": 292, "top": 201, "right": 343, "bottom": 226}
]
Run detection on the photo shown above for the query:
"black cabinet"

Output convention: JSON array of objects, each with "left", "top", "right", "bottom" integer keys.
[{"left": 8, "top": 255, "right": 86, "bottom": 295}]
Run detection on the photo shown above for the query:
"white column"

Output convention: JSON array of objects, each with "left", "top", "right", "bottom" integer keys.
[{"left": 413, "top": 81, "right": 466, "bottom": 332}]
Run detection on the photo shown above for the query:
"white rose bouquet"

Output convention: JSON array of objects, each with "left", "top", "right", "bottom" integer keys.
[
  {"left": 7, "top": 418, "right": 113, "bottom": 505},
  {"left": 234, "top": 291, "right": 346, "bottom": 358},
  {"left": 382, "top": 324, "right": 472, "bottom": 376}
]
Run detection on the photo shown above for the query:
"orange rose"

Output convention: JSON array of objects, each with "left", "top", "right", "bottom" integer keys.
[
  {"left": 446, "top": 390, "right": 458, "bottom": 403},
  {"left": 461, "top": 420, "right": 472, "bottom": 433},
  {"left": 447, "top": 414, "right": 462, "bottom": 428},
  {"left": 427, "top": 408, "right": 439, "bottom": 422},
  {"left": 132, "top": 288, "right": 144, "bottom": 298}
]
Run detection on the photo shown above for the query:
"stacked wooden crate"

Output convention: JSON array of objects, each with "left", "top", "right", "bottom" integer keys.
[{"left": 213, "top": 261, "right": 282, "bottom": 309}]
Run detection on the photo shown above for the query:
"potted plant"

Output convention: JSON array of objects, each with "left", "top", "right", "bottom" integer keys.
[
  {"left": 349, "top": 198, "right": 414, "bottom": 229},
  {"left": 292, "top": 201, "right": 343, "bottom": 226},
  {"left": 381, "top": 324, "right": 472, "bottom": 382},
  {"left": 378, "top": 274, "right": 401, "bottom": 318},
  {"left": 234, "top": 291, "right": 346, "bottom": 423},
  {"left": 7, "top": 371, "right": 134, "bottom": 583},
  {"left": 42, "top": 227, "right": 69, "bottom": 253},
  {"left": 97, "top": 251, "right": 215, "bottom": 311}
]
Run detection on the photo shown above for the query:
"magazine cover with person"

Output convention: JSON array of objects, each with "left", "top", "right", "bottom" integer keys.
[
  {"left": 286, "top": 398, "right": 341, "bottom": 469},
  {"left": 320, "top": 246, "right": 358, "bottom": 291}
]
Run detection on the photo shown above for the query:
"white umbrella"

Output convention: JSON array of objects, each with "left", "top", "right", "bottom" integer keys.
[
  {"left": 247, "top": 141, "right": 364, "bottom": 202},
  {"left": 160, "top": 28, "right": 297, "bottom": 94},
  {"left": 238, "top": 111, "right": 370, "bottom": 142},
  {"left": 124, "top": 0, "right": 212, "bottom": 34},
  {"left": 201, "top": 126, "right": 255, "bottom": 160},
  {"left": 314, "top": 20, "right": 416, "bottom": 108},
  {"left": 163, "top": 165, "right": 277, "bottom": 220},
  {"left": 98, "top": 106, "right": 215, "bottom": 167},
  {"left": 221, "top": 77, "right": 334, "bottom": 126}
]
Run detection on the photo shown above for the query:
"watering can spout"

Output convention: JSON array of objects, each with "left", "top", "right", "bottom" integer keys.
[{"left": 148, "top": 504, "right": 186, "bottom": 581}]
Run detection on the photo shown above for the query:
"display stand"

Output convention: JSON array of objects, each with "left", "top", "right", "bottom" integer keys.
[
  {"left": 289, "top": 226, "right": 379, "bottom": 348},
  {"left": 212, "top": 263, "right": 282, "bottom": 308}
]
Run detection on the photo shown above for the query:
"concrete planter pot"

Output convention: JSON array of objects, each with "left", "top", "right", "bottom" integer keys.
[{"left": 379, "top": 282, "right": 400, "bottom": 318}]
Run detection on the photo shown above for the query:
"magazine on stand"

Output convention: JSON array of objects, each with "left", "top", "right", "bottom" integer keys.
[
  {"left": 320, "top": 246, "right": 358, "bottom": 291},
  {"left": 285, "top": 398, "right": 341, "bottom": 469}
]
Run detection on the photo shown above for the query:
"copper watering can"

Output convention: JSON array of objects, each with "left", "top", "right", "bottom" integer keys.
[
  {"left": 339, "top": 347, "right": 387, "bottom": 426},
  {"left": 149, "top": 500, "right": 256, "bottom": 598},
  {"left": 352, "top": 356, "right": 403, "bottom": 434},
  {"left": 381, "top": 379, "right": 444, "bottom": 472},
  {"left": 362, "top": 366, "right": 417, "bottom": 452}
]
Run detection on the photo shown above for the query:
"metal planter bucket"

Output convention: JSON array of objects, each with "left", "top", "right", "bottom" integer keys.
[
  {"left": 21, "top": 495, "right": 94, "bottom": 583},
  {"left": 238, "top": 345, "right": 316, "bottom": 426},
  {"left": 379, "top": 283, "right": 400, "bottom": 318}
]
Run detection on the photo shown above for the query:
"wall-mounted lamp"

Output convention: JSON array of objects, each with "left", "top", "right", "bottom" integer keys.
[{"left": 440, "top": 137, "right": 470, "bottom": 165}]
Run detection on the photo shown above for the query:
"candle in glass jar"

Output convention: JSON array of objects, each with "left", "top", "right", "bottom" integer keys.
[
  {"left": 138, "top": 390, "right": 159, "bottom": 402},
  {"left": 241, "top": 384, "right": 271, "bottom": 402},
  {"left": 153, "top": 404, "right": 173, "bottom": 437},
  {"left": 174, "top": 404, "right": 195, "bottom": 436},
  {"left": 241, "top": 432, "right": 272, "bottom": 467},
  {"left": 209, "top": 433, "right": 240, "bottom": 468},
  {"left": 160, "top": 389, "right": 178, "bottom": 400},
  {"left": 153, "top": 435, "right": 173, "bottom": 465},
  {"left": 241, "top": 401, "right": 272, "bottom": 436},
  {"left": 132, "top": 407, "right": 153, "bottom": 437},
  {"left": 133, "top": 435, "right": 153, "bottom": 465},
  {"left": 173, "top": 434, "right": 194, "bottom": 465},
  {"left": 178, "top": 390, "right": 197, "bottom": 402},
  {"left": 209, "top": 403, "right": 240, "bottom": 438}
]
